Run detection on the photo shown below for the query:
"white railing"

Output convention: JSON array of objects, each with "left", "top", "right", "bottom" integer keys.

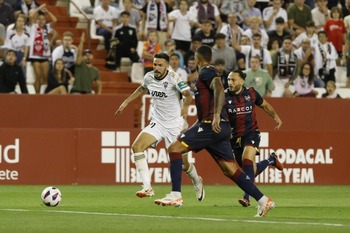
[{"left": 67, "top": 0, "right": 91, "bottom": 49}]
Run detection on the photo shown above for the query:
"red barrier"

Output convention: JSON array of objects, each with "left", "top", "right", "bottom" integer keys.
[
  {"left": 0, "top": 95, "right": 349, "bottom": 185},
  {"left": 141, "top": 96, "right": 350, "bottom": 131},
  {"left": 0, "top": 94, "right": 137, "bottom": 129}
]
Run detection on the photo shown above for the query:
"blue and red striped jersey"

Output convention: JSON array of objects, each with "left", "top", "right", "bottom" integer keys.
[
  {"left": 194, "top": 65, "right": 228, "bottom": 122},
  {"left": 225, "top": 86, "right": 264, "bottom": 138}
]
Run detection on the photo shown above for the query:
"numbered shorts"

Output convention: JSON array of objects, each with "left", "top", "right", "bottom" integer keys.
[
  {"left": 231, "top": 130, "right": 261, "bottom": 167},
  {"left": 141, "top": 120, "right": 183, "bottom": 148},
  {"left": 178, "top": 121, "right": 234, "bottom": 161}
]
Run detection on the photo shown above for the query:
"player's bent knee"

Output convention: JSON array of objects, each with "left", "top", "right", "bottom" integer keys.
[
  {"left": 168, "top": 140, "right": 184, "bottom": 153},
  {"left": 219, "top": 161, "right": 238, "bottom": 177},
  {"left": 222, "top": 169, "right": 235, "bottom": 178},
  {"left": 131, "top": 143, "right": 145, "bottom": 153}
]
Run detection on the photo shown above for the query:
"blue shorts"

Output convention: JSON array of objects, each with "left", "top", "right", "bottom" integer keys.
[
  {"left": 231, "top": 130, "right": 261, "bottom": 167},
  {"left": 178, "top": 121, "right": 234, "bottom": 161}
]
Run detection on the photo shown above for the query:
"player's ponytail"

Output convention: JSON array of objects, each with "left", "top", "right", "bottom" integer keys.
[{"left": 231, "top": 69, "right": 246, "bottom": 80}]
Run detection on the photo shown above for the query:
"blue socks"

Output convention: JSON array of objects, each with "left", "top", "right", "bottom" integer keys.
[
  {"left": 169, "top": 152, "right": 183, "bottom": 192},
  {"left": 256, "top": 159, "right": 270, "bottom": 176},
  {"left": 243, "top": 159, "right": 254, "bottom": 200},
  {"left": 231, "top": 168, "right": 264, "bottom": 201}
]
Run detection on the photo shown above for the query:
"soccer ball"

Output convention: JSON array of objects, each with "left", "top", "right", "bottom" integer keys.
[{"left": 41, "top": 186, "right": 62, "bottom": 207}]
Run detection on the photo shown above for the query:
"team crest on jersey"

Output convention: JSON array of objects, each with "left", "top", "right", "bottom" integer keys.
[
  {"left": 129, "top": 30, "right": 133, "bottom": 35},
  {"left": 244, "top": 95, "right": 251, "bottom": 101},
  {"left": 163, "top": 82, "right": 168, "bottom": 89},
  {"left": 228, "top": 100, "right": 232, "bottom": 104}
]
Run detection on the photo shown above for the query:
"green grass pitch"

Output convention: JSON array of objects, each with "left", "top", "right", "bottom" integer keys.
[{"left": 0, "top": 185, "right": 349, "bottom": 233}]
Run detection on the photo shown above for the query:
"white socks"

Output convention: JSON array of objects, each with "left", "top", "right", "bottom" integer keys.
[
  {"left": 171, "top": 191, "right": 182, "bottom": 198},
  {"left": 258, "top": 195, "right": 268, "bottom": 206},
  {"left": 184, "top": 163, "right": 201, "bottom": 184},
  {"left": 133, "top": 152, "right": 151, "bottom": 189}
]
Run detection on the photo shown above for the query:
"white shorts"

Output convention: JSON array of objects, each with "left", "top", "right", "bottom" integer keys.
[
  {"left": 141, "top": 119, "right": 185, "bottom": 148},
  {"left": 271, "top": 76, "right": 295, "bottom": 97}
]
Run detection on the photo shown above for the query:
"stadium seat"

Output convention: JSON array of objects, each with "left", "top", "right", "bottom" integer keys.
[
  {"left": 120, "top": 41, "right": 144, "bottom": 76},
  {"left": 336, "top": 88, "right": 350, "bottom": 98},
  {"left": 15, "top": 84, "right": 36, "bottom": 94},
  {"left": 26, "top": 62, "right": 35, "bottom": 85},
  {"left": 314, "top": 87, "right": 350, "bottom": 98},
  {"left": 40, "top": 84, "right": 48, "bottom": 94},
  {"left": 131, "top": 63, "right": 144, "bottom": 84},
  {"left": 137, "top": 41, "right": 144, "bottom": 58},
  {"left": 335, "top": 66, "right": 347, "bottom": 86},
  {"left": 26, "top": 62, "right": 36, "bottom": 94},
  {"left": 90, "top": 19, "right": 105, "bottom": 50},
  {"left": 314, "top": 88, "right": 326, "bottom": 98}
]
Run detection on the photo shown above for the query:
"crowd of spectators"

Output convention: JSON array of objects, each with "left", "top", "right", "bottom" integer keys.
[
  {"left": 0, "top": 0, "right": 101, "bottom": 94},
  {"left": 105, "top": 0, "right": 348, "bottom": 98},
  {"left": 0, "top": 0, "right": 350, "bottom": 98}
]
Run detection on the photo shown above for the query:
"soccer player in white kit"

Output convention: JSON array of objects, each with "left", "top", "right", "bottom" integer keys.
[{"left": 115, "top": 53, "right": 204, "bottom": 201}]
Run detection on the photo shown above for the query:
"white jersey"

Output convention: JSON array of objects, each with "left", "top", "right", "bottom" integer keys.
[
  {"left": 93, "top": 5, "right": 120, "bottom": 28},
  {"left": 293, "top": 32, "right": 318, "bottom": 48},
  {"left": 51, "top": 45, "right": 77, "bottom": 69},
  {"left": 168, "top": 9, "right": 197, "bottom": 42},
  {"left": 262, "top": 7, "right": 288, "bottom": 31},
  {"left": 241, "top": 45, "right": 272, "bottom": 70},
  {"left": 142, "top": 69, "right": 190, "bottom": 129},
  {"left": 5, "top": 29, "right": 30, "bottom": 52}
]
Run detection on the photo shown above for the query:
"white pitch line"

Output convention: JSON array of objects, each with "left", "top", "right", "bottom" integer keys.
[{"left": 0, "top": 209, "right": 347, "bottom": 228}]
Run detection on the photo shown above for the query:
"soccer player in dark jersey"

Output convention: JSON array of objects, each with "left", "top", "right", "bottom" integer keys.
[
  {"left": 226, "top": 69, "right": 283, "bottom": 208},
  {"left": 154, "top": 45, "right": 276, "bottom": 217}
]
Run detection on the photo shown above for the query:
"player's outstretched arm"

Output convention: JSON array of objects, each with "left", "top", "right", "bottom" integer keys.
[
  {"left": 260, "top": 100, "right": 282, "bottom": 130},
  {"left": 115, "top": 86, "right": 148, "bottom": 117},
  {"left": 210, "top": 77, "right": 225, "bottom": 133}
]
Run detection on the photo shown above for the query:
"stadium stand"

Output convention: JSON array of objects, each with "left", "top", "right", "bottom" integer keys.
[{"left": 13, "top": 0, "right": 348, "bottom": 96}]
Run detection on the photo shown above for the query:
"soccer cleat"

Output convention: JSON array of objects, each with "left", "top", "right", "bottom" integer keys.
[
  {"left": 154, "top": 194, "right": 183, "bottom": 207},
  {"left": 255, "top": 198, "right": 275, "bottom": 217},
  {"left": 238, "top": 197, "right": 251, "bottom": 207},
  {"left": 193, "top": 176, "right": 205, "bottom": 201},
  {"left": 270, "top": 152, "right": 284, "bottom": 171},
  {"left": 136, "top": 188, "right": 155, "bottom": 198}
]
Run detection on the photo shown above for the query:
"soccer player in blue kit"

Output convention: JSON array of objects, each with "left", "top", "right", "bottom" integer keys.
[
  {"left": 155, "top": 45, "right": 275, "bottom": 217},
  {"left": 226, "top": 70, "right": 283, "bottom": 208}
]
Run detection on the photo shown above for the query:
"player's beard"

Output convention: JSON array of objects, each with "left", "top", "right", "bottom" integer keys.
[
  {"left": 229, "top": 85, "right": 241, "bottom": 93},
  {"left": 154, "top": 69, "right": 166, "bottom": 79}
]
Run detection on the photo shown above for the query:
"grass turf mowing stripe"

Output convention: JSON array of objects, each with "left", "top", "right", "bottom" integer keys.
[{"left": 0, "top": 208, "right": 346, "bottom": 228}]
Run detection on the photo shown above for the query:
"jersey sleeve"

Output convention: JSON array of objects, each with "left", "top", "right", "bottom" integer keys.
[
  {"left": 200, "top": 67, "right": 218, "bottom": 87},
  {"left": 142, "top": 72, "right": 151, "bottom": 88},
  {"left": 251, "top": 87, "right": 264, "bottom": 106},
  {"left": 168, "top": 10, "right": 178, "bottom": 20},
  {"left": 93, "top": 8, "right": 103, "bottom": 21},
  {"left": 172, "top": 71, "right": 190, "bottom": 93}
]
